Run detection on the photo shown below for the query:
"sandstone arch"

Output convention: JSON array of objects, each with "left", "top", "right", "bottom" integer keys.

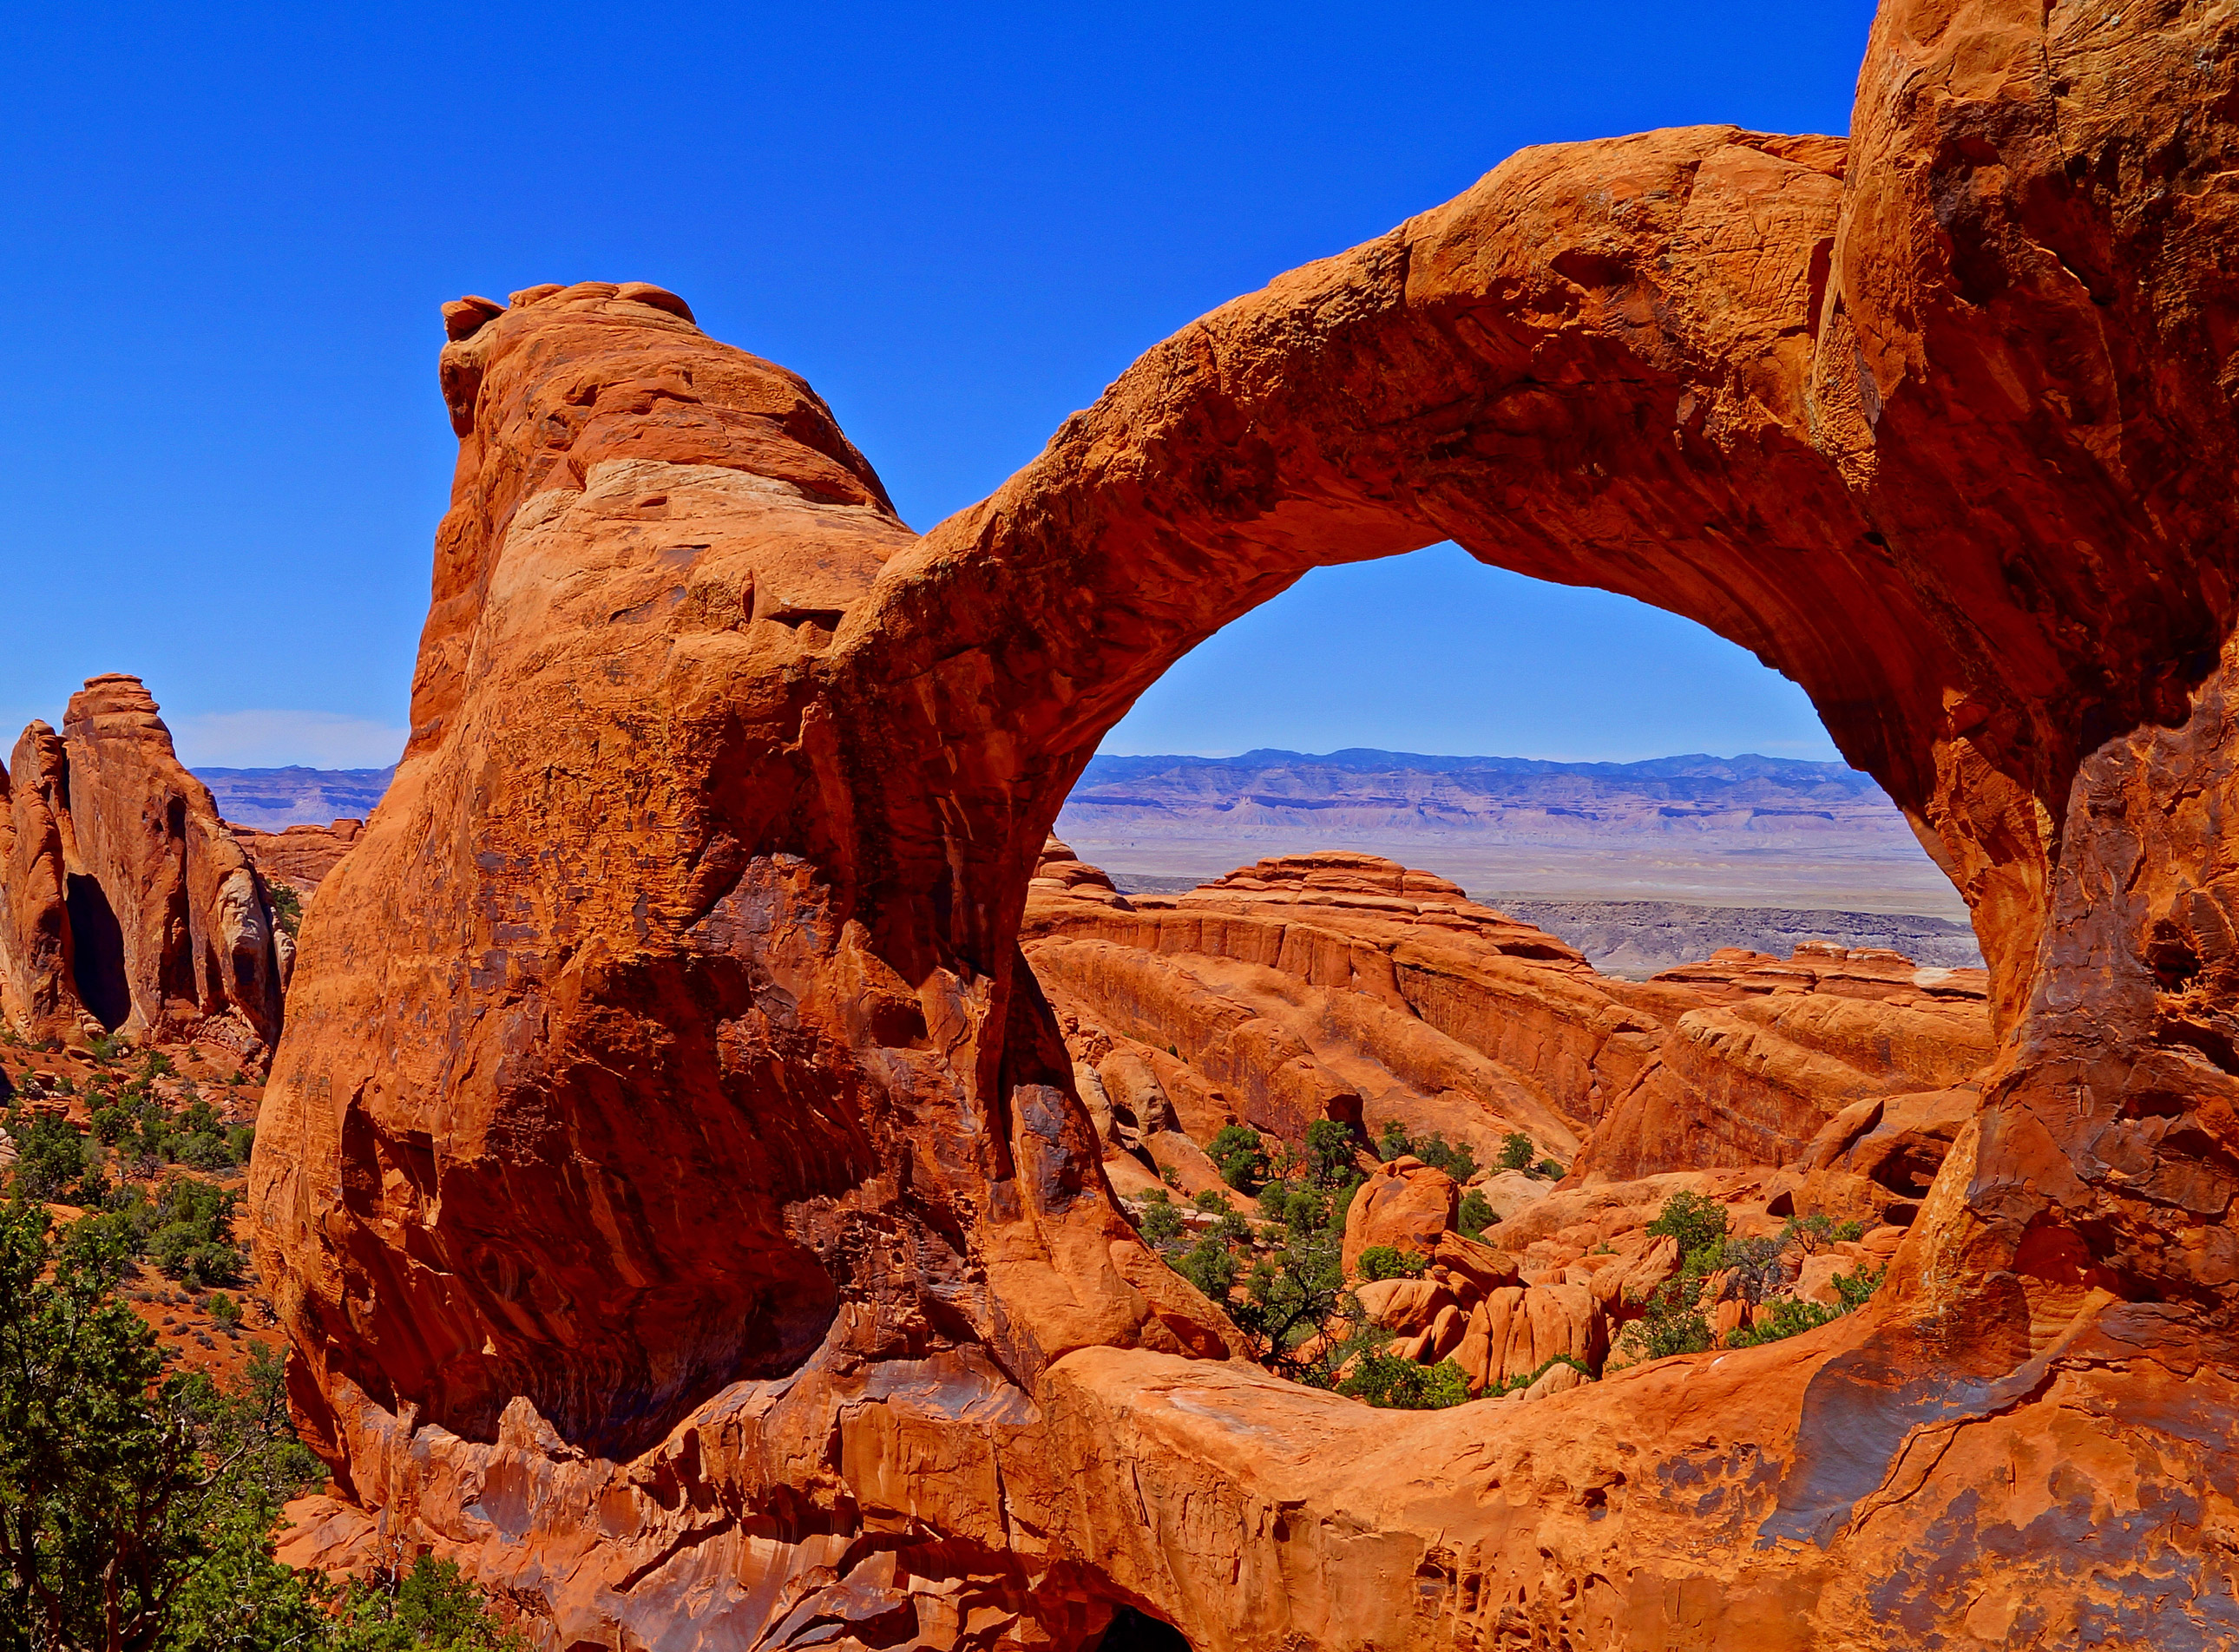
[{"left": 254, "top": 3, "right": 2239, "bottom": 1646}]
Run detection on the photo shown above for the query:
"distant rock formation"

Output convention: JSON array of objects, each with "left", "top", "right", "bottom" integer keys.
[
  {"left": 227, "top": 820, "right": 364, "bottom": 896},
  {"left": 1028, "top": 845, "right": 1991, "bottom": 1190},
  {"left": 1485, "top": 895, "right": 1984, "bottom": 977},
  {"left": 1064, "top": 748, "right": 1909, "bottom": 842},
  {"left": 0, "top": 676, "right": 286, "bottom": 1055},
  {"left": 194, "top": 765, "right": 395, "bottom": 829}
]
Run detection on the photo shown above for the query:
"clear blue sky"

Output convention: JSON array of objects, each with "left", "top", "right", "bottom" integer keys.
[{"left": 0, "top": 2, "right": 1874, "bottom": 769}]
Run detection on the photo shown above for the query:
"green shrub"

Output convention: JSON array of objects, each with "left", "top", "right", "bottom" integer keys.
[
  {"left": 1620, "top": 1278, "right": 1716, "bottom": 1360},
  {"left": 267, "top": 882, "right": 304, "bottom": 938},
  {"left": 139, "top": 1176, "right": 246, "bottom": 1287},
  {"left": 1725, "top": 1295, "right": 1842, "bottom": 1347},
  {"left": 1646, "top": 1190, "right": 1731, "bottom": 1272},
  {"left": 1327, "top": 1177, "right": 1362, "bottom": 1233},
  {"left": 1497, "top": 1131, "right": 1534, "bottom": 1173},
  {"left": 1175, "top": 1237, "right": 1238, "bottom": 1301},
  {"left": 141, "top": 1050, "right": 176, "bottom": 1081},
  {"left": 206, "top": 1289, "right": 242, "bottom": 1330},
  {"left": 1356, "top": 1245, "right": 1427, "bottom": 1282},
  {"left": 1209, "top": 1124, "right": 1271, "bottom": 1194},
  {"left": 1303, "top": 1118, "right": 1357, "bottom": 1187},
  {"left": 1231, "top": 1226, "right": 1348, "bottom": 1380},
  {"left": 1376, "top": 1119, "right": 1413, "bottom": 1163},
  {"left": 1458, "top": 1189, "right": 1496, "bottom": 1239},
  {"left": 1533, "top": 1157, "right": 1565, "bottom": 1180},
  {"left": 1834, "top": 1265, "right": 1883, "bottom": 1311},
  {"left": 1338, "top": 1353, "right": 1471, "bottom": 1410},
  {"left": 1138, "top": 1189, "right": 1184, "bottom": 1246},
  {"left": 1414, "top": 1131, "right": 1479, "bottom": 1183},
  {"left": 10, "top": 1112, "right": 109, "bottom": 1206}
]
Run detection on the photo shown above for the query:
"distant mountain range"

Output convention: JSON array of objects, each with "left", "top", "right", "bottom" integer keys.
[
  {"left": 194, "top": 765, "right": 396, "bottom": 829},
  {"left": 1060, "top": 749, "right": 1905, "bottom": 840}
]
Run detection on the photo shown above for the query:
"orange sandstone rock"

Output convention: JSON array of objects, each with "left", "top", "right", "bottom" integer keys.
[
  {"left": 227, "top": 819, "right": 364, "bottom": 896},
  {"left": 256, "top": 1, "right": 2239, "bottom": 1640},
  {"left": 0, "top": 678, "right": 286, "bottom": 1053}
]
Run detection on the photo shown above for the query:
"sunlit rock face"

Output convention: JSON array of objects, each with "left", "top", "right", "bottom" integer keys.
[
  {"left": 254, "top": 1, "right": 2239, "bottom": 1642},
  {"left": 1, "top": 675, "right": 286, "bottom": 1056}
]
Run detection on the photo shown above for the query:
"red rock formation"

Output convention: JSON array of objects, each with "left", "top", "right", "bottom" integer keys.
[
  {"left": 1028, "top": 847, "right": 1992, "bottom": 1183},
  {"left": 0, "top": 724, "right": 89, "bottom": 1040},
  {"left": 0, "top": 678, "right": 286, "bottom": 1054},
  {"left": 228, "top": 819, "right": 364, "bottom": 896},
  {"left": 259, "top": 1, "right": 2239, "bottom": 1641}
]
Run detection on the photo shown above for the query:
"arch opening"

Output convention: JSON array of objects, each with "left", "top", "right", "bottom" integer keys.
[{"left": 65, "top": 872, "right": 129, "bottom": 1032}]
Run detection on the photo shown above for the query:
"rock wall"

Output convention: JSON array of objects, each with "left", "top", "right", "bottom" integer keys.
[
  {"left": 0, "top": 676, "right": 286, "bottom": 1054},
  {"left": 255, "top": 2, "right": 2239, "bottom": 1644},
  {"left": 1028, "top": 848, "right": 1992, "bottom": 1183},
  {"left": 229, "top": 819, "right": 364, "bottom": 895}
]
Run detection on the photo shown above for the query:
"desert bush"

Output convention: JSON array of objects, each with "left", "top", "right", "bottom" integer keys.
[
  {"left": 1725, "top": 1295, "right": 1842, "bottom": 1347},
  {"left": 1356, "top": 1245, "right": 1427, "bottom": 1282},
  {"left": 10, "top": 1112, "right": 109, "bottom": 1206},
  {"left": 1303, "top": 1118, "right": 1357, "bottom": 1187},
  {"left": 1337, "top": 1353, "right": 1471, "bottom": 1410},
  {"left": 1497, "top": 1131, "right": 1534, "bottom": 1173},
  {"left": 1646, "top": 1190, "right": 1730, "bottom": 1271},
  {"left": 1137, "top": 1189, "right": 1184, "bottom": 1247},
  {"left": 1458, "top": 1189, "right": 1496, "bottom": 1239},
  {"left": 1174, "top": 1238, "right": 1238, "bottom": 1301},
  {"left": 1209, "top": 1125, "right": 1271, "bottom": 1194}
]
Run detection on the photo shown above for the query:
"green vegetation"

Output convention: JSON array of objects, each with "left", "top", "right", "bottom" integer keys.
[
  {"left": 1208, "top": 1125, "right": 1271, "bottom": 1194},
  {"left": 1336, "top": 1352, "right": 1470, "bottom": 1410},
  {"left": 91, "top": 1093, "right": 254, "bottom": 1174},
  {"left": 1618, "top": 1191, "right": 1889, "bottom": 1362},
  {"left": 1724, "top": 1295, "right": 1842, "bottom": 1347},
  {"left": 1229, "top": 1226, "right": 1349, "bottom": 1381},
  {"left": 1173, "top": 1237, "right": 1238, "bottom": 1301},
  {"left": 6, "top": 1112, "right": 111, "bottom": 1207},
  {"left": 266, "top": 883, "right": 304, "bottom": 940},
  {"left": 1497, "top": 1131, "right": 1533, "bottom": 1173},
  {"left": 1303, "top": 1118, "right": 1357, "bottom": 1186},
  {"left": 0, "top": 1197, "right": 522, "bottom": 1649},
  {"left": 1457, "top": 1189, "right": 1496, "bottom": 1241},
  {"left": 1369, "top": 1122, "right": 1478, "bottom": 1183},
  {"left": 1645, "top": 1189, "right": 1730, "bottom": 1271},
  {"left": 1356, "top": 1245, "right": 1427, "bottom": 1282},
  {"left": 1138, "top": 1188, "right": 1184, "bottom": 1246}
]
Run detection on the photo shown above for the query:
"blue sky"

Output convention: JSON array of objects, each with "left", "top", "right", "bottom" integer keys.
[{"left": 0, "top": 2, "right": 1874, "bottom": 768}]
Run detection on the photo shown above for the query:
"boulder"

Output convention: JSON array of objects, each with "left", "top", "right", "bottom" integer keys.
[{"left": 1342, "top": 1159, "right": 1459, "bottom": 1274}]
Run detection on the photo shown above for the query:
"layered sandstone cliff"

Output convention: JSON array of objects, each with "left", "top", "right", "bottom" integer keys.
[
  {"left": 229, "top": 819, "right": 364, "bottom": 896},
  {"left": 1027, "top": 844, "right": 1991, "bottom": 1188},
  {"left": 0, "top": 676, "right": 286, "bottom": 1055},
  {"left": 256, "top": 2, "right": 2239, "bottom": 1643}
]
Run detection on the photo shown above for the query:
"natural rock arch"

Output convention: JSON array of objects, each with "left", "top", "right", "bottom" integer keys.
[{"left": 254, "top": 4, "right": 2239, "bottom": 1646}]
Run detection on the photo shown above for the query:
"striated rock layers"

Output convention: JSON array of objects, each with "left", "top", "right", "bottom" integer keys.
[
  {"left": 1027, "top": 844, "right": 1990, "bottom": 1187},
  {"left": 0, "top": 675, "right": 286, "bottom": 1055},
  {"left": 256, "top": 3, "right": 2239, "bottom": 1645},
  {"left": 229, "top": 819, "right": 364, "bottom": 897}
]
